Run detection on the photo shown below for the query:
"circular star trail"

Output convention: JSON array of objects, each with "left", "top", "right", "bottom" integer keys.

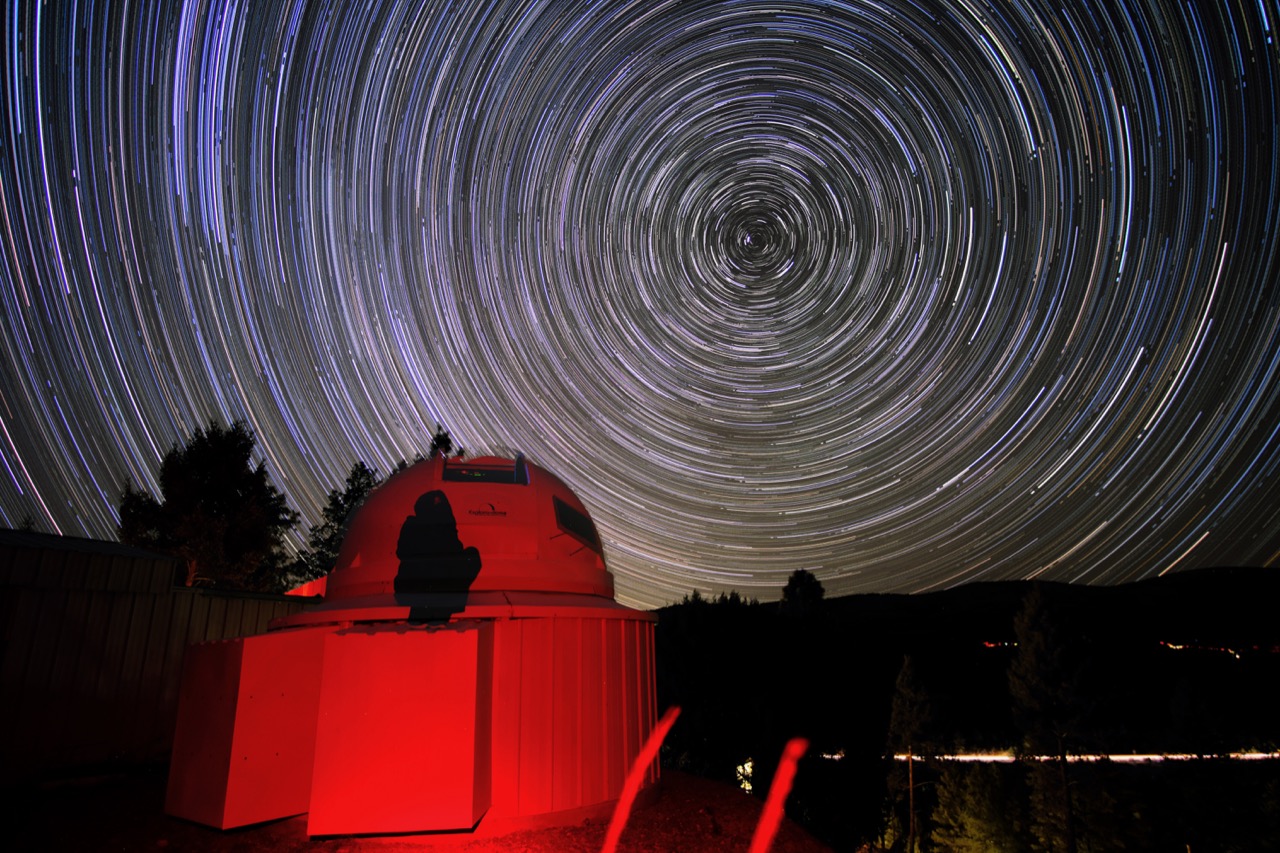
[{"left": 2, "top": 1, "right": 1279, "bottom": 607}]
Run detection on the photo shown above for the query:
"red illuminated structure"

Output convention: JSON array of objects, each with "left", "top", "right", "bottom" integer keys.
[{"left": 165, "top": 455, "right": 657, "bottom": 836}]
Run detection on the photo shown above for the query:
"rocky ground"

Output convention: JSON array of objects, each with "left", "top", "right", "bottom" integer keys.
[{"left": 13, "top": 767, "right": 834, "bottom": 853}]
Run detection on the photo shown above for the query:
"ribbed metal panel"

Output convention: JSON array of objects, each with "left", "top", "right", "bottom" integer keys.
[
  {"left": 0, "top": 532, "right": 308, "bottom": 782},
  {"left": 488, "top": 613, "right": 656, "bottom": 820}
]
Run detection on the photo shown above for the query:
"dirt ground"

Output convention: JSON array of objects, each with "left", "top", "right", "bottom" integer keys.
[{"left": 12, "top": 767, "right": 834, "bottom": 853}]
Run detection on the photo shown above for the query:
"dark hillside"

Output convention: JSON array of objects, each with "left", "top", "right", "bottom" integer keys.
[{"left": 656, "top": 568, "right": 1280, "bottom": 849}]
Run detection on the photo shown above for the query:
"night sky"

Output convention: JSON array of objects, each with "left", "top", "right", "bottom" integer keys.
[{"left": 2, "top": 1, "right": 1279, "bottom": 608}]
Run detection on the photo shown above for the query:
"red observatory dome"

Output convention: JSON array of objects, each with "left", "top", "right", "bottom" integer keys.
[{"left": 325, "top": 454, "right": 614, "bottom": 603}]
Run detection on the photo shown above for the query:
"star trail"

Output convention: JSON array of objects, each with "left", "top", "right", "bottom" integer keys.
[{"left": 2, "top": 0, "right": 1279, "bottom": 607}]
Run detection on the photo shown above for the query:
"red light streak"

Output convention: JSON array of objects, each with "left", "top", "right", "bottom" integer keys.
[
  {"left": 748, "top": 737, "right": 809, "bottom": 853},
  {"left": 601, "top": 705, "right": 681, "bottom": 853}
]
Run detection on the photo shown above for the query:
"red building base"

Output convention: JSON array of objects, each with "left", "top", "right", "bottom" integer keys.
[
  {"left": 167, "top": 609, "right": 654, "bottom": 834},
  {"left": 166, "top": 455, "right": 657, "bottom": 836}
]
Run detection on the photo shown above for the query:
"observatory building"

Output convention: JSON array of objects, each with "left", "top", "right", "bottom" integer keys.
[{"left": 165, "top": 454, "right": 657, "bottom": 836}]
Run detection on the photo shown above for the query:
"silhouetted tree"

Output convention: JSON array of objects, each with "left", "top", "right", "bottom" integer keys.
[
  {"left": 287, "top": 460, "right": 381, "bottom": 586},
  {"left": 780, "top": 568, "right": 824, "bottom": 615},
  {"left": 391, "top": 455, "right": 423, "bottom": 474},
  {"left": 118, "top": 419, "right": 298, "bottom": 590},
  {"left": 681, "top": 588, "right": 707, "bottom": 606},
  {"left": 429, "top": 424, "right": 453, "bottom": 458},
  {"left": 657, "top": 588, "right": 765, "bottom": 784},
  {"left": 887, "top": 655, "right": 935, "bottom": 853},
  {"left": 1009, "top": 585, "right": 1085, "bottom": 853}
]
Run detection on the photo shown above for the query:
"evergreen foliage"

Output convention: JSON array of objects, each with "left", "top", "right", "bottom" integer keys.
[
  {"left": 657, "top": 587, "right": 764, "bottom": 784},
  {"left": 887, "top": 655, "right": 935, "bottom": 755},
  {"left": 429, "top": 424, "right": 456, "bottom": 458},
  {"left": 1008, "top": 584, "right": 1089, "bottom": 853},
  {"left": 886, "top": 655, "right": 936, "bottom": 853},
  {"left": 118, "top": 419, "right": 298, "bottom": 590},
  {"left": 932, "top": 764, "right": 1027, "bottom": 853},
  {"left": 287, "top": 460, "right": 381, "bottom": 587},
  {"left": 1009, "top": 585, "right": 1089, "bottom": 756}
]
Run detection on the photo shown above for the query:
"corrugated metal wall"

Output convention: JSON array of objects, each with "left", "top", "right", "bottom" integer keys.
[
  {"left": 0, "top": 531, "right": 308, "bottom": 783},
  {"left": 490, "top": 613, "right": 657, "bottom": 819}
]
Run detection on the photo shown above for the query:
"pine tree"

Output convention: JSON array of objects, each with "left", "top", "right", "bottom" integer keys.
[
  {"left": 429, "top": 424, "right": 454, "bottom": 458},
  {"left": 118, "top": 419, "right": 298, "bottom": 590},
  {"left": 289, "top": 460, "right": 381, "bottom": 585},
  {"left": 887, "top": 655, "right": 934, "bottom": 853},
  {"left": 1008, "top": 585, "right": 1086, "bottom": 853},
  {"left": 932, "top": 764, "right": 1027, "bottom": 853}
]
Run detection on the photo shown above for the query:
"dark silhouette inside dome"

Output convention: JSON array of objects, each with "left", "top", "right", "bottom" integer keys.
[{"left": 393, "top": 489, "right": 482, "bottom": 621}]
